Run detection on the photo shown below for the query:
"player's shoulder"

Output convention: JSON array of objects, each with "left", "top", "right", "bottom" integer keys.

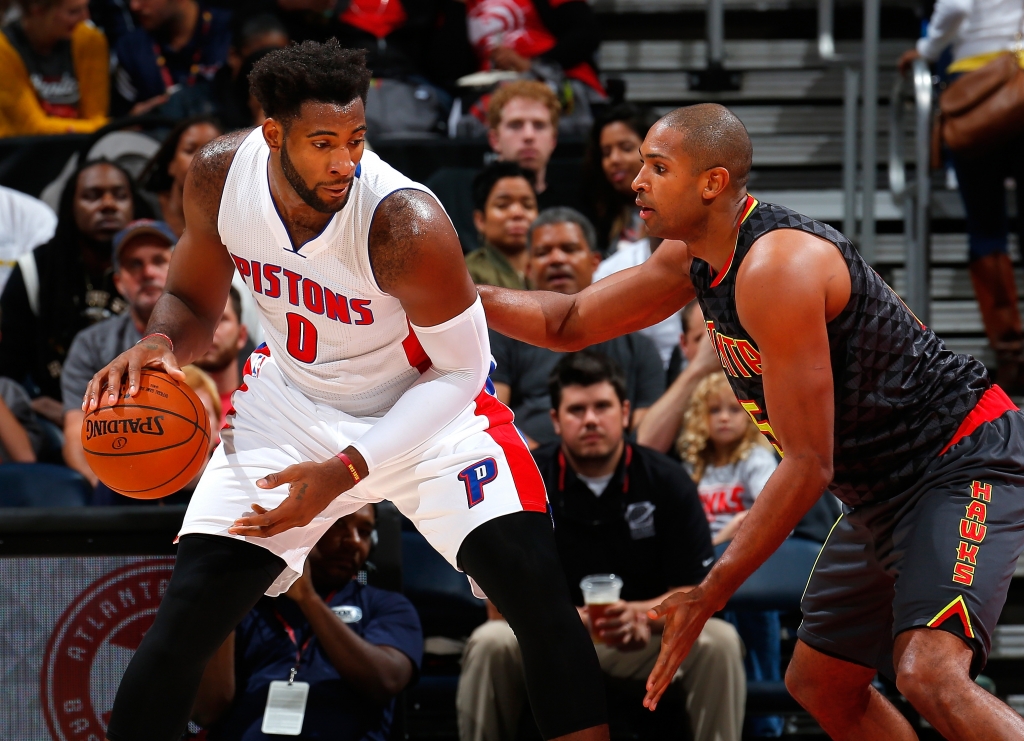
[
  {"left": 741, "top": 220, "right": 843, "bottom": 294},
  {"left": 188, "top": 128, "right": 253, "bottom": 193},
  {"left": 185, "top": 128, "right": 255, "bottom": 229}
]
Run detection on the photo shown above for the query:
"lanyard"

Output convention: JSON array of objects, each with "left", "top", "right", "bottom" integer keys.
[
  {"left": 153, "top": 10, "right": 213, "bottom": 92},
  {"left": 272, "top": 590, "right": 337, "bottom": 683}
]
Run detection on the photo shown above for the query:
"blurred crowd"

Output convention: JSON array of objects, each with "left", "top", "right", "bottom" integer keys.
[
  {"left": 0, "top": 77, "right": 826, "bottom": 739},
  {"left": 3, "top": 0, "right": 1020, "bottom": 736},
  {"left": 0, "top": 0, "right": 605, "bottom": 138}
]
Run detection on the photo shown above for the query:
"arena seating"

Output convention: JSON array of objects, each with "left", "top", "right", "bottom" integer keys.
[{"left": 1, "top": 1, "right": 1022, "bottom": 737}]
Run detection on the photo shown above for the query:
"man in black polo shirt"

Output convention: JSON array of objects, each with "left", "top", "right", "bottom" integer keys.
[{"left": 456, "top": 352, "right": 745, "bottom": 741}]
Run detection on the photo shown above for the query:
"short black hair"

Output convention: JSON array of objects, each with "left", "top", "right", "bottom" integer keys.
[
  {"left": 527, "top": 207, "right": 598, "bottom": 254},
  {"left": 659, "top": 103, "right": 753, "bottom": 188},
  {"left": 472, "top": 161, "right": 535, "bottom": 212},
  {"left": 548, "top": 351, "right": 628, "bottom": 410},
  {"left": 249, "top": 39, "right": 372, "bottom": 124}
]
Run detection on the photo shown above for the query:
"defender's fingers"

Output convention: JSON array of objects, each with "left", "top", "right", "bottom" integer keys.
[
  {"left": 644, "top": 648, "right": 679, "bottom": 699},
  {"left": 648, "top": 602, "right": 670, "bottom": 620},
  {"left": 643, "top": 661, "right": 675, "bottom": 709}
]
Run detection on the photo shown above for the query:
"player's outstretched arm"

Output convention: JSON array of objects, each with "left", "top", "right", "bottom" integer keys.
[
  {"left": 82, "top": 131, "right": 246, "bottom": 411},
  {"left": 478, "top": 238, "right": 697, "bottom": 350},
  {"left": 643, "top": 231, "right": 849, "bottom": 710}
]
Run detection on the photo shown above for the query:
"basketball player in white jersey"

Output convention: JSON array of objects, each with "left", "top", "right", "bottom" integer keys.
[{"left": 84, "top": 41, "right": 609, "bottom": 741}]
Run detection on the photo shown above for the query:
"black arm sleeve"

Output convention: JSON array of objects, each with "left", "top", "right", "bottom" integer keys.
[
  {"left": 0, "top": 266, "right": 35, "bottom": 384},
  {"left": 536, "top": 0, "right": 600, "bottom": 70}
]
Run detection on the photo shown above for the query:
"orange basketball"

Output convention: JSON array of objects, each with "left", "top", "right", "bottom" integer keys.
[{"left": 82, "top": 369, "right": 211, "bottom": 499}]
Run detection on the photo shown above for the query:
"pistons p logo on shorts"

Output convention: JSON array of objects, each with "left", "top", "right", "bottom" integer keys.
[{"left": 459, "top": 458, "right": 498, "bottom": 508}]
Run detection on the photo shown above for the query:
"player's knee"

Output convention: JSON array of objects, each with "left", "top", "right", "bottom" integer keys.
[
  {"left": 785, "top": 652, "right": 832, "bottom": 712},
  {"left": 895, "top": 644, "right": 965, "bottom": 711},
  {"left": 784, "top": 660, "right": 814, "bottom": 709}
]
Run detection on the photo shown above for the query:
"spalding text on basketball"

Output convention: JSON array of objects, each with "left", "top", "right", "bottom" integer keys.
[{"left": 84, "top": 415, "right": 166, "bottom": 440}]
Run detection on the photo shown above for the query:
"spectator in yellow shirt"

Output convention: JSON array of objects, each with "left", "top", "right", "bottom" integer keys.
[{"left": 0, "top": 0, "right": 109, "bottom": 137}]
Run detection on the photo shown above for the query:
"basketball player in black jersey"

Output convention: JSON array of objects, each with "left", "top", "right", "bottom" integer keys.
[{"left": 480, "top": 103, "right": 1024, "bottom": 740}]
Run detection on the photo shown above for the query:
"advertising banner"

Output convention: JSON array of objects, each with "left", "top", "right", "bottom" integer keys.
[{"left": 0, "top": 556, "right": 175, "bottom": 741}]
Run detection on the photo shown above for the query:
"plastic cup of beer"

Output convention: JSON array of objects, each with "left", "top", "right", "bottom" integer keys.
[{"left": 580, "top": 574, "right": 623, "bottom": 644}]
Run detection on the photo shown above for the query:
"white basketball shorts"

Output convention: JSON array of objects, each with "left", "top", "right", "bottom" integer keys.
[{"left": 179, "top": 345, "right": 548, "bottom": 596}]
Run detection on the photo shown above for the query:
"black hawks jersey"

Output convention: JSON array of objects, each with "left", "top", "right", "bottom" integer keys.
[{"left": 691, "top": 197, "right": 990, "bottom": 507}]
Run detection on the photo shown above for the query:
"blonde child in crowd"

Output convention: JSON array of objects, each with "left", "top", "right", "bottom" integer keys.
[
  {"left": 679, "top": 371, "right": 783, "bottom": 737},
  {"left": 678, "top": 371, "right": 777, "bottom": 545}
]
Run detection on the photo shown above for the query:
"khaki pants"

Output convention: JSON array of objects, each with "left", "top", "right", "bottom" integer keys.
[{"left": 456, "top": 617, "right": 746, "bottom": 741}]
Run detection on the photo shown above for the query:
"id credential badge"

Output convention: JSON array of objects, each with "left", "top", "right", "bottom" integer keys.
[{"left": 261, "top": 676, "right": 309, "bottom": 735}]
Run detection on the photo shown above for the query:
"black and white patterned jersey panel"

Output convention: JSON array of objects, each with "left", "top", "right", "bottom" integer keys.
[{"left": 690, "top": 199, "right": 990, "bottom": 507}]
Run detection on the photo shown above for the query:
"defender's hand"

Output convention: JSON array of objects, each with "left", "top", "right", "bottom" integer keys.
[
  {"left": 229, "top": 457, "right": 356, "bottom": 537},
  {"left": 643, "top": 589, "right": 714, "bottom": 710},
  {"left": 82, "top": 335, "right": 183, "bottom": 412}
]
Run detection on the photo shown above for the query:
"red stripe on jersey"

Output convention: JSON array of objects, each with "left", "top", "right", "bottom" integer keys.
[
  {"left": 474, "top": 390, "right": 548, "bottom": 513},
  {"left": 402, "top": 323, "right": 433, "bottom": 373},
  {"left": 939, "top": 384, "right": 1018, "bottom": 456},
  {"left": 710, "top": 195, "right": 758, "bottom": 288}
]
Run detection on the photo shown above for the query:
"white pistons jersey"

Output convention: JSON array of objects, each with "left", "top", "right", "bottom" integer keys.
[{"left": 218, "top": 128, "right": 438, "bottom": 416}]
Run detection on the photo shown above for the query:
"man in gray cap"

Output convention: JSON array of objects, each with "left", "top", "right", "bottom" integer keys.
[{"left": 61, "top": 219, "right": 176, "bottom": 495}]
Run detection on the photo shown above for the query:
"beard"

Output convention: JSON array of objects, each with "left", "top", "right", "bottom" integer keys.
[
  {"left": 193, "top": 343, "right": 237, "bottom": 374},
  {"left": 280, "top": 142, "right": 352, "bottom": 214}
]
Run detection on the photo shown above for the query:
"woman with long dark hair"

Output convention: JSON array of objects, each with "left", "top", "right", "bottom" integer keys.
[
  {"left": 583, "top": 103, "right": 659, "bottom": 254},
  {"left": 139, "top": 116, "right": 223, "bottom": 237}
]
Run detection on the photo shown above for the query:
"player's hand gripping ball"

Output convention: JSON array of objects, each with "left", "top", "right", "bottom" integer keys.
[{"left": 81, "top": 369, "right": 210, "bottom": 499}]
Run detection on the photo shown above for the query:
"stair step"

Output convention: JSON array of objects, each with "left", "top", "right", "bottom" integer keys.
[
  {"left": 930, "top": 301, "right": 1024, "bottom": 335},
  {"left": 621, "top": 67, "right": 899, "bottom": 103},
  {"left": 876, "top": 234, "right": 1020, "bottom": 264},
  {"left": 752, "top": 189, "right": 903, "bottom": 220},
  {"left": 891, "top": 267, "right": 1024, "bottom": 299},
  {"left": 600, "top": 39, "right": 908, "bottom": 71},
  {"left": 750, "top": 134, "right": 894, "bottom": 166},
  {"left": 992, "top": 625, "right": 1024, "bottom": 660}
]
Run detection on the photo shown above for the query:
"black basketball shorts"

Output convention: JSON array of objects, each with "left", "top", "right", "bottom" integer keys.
[{"left": 798, "top": 409, "right": 1024, "bottom": 680}]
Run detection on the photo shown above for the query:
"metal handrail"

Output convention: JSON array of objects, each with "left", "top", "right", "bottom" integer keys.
[
  {"left": 817, "top": 0, "right": 854, "bottom": 63},
  {"left": 817, "top": 0, "right": 881, "bottom": 263},
  {"left": 889, "top": 56, "right": 933, "bottom": 324}
]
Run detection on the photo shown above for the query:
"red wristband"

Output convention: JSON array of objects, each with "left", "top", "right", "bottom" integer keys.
[
  {"left": 138, "top": 332, "right": 174, "bottom": 352},
  {"left": 337, "top": 451, "right": 362, "bottom": 484}
]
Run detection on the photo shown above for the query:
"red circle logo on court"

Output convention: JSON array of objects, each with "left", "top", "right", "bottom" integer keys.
[{"left": 40, "top": 559, "right": 175, "bottom": 741}]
